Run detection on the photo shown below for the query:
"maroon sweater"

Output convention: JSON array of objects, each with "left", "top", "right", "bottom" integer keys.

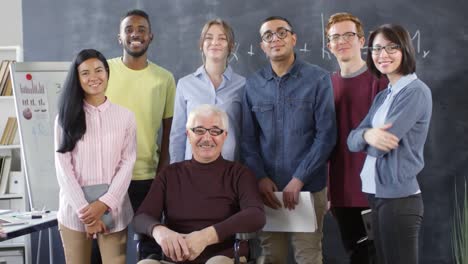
[
  {"left": 134, "top": 156, "right": 265, "bottom": 263},
  {"left": 329, "top": 69, "right": 388, "bottom": 207}
]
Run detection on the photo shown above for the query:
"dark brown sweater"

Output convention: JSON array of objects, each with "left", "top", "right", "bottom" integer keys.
[{"left": 133, "top": 156, "right": 265, "bottom": 263}]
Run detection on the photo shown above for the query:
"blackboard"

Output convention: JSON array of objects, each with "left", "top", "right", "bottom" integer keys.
[
  {"left": 10, "top": 62, "right": 69, "bottom": 211},
  {"left": 22, "top": 0, "right": 468, "bottom": 263}
]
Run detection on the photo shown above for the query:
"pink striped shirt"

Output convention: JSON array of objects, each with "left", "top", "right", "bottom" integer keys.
[{"left": 54, "top": 99, "right": 136, "bottom": 233}]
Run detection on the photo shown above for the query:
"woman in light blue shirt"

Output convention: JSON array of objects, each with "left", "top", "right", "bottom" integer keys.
[
  {"left": 347, "top": 24, "right": 432, "bottom": 264},
  {"left": 169, "top": 19, "right": 245, "bottom": 163}
]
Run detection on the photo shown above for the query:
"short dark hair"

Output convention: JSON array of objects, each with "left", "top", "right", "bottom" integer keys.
[
  {"left": 367, "top": 24, "right": 416, "bottom": 78},
  {"left": 260, "top": 16, "right": 294, "bottom": 34},
  {"left": 57, "top": 49, "right": 109, "bottom": 153},
  {"left": 122, "top": 9, "right": 151, "bottom": 31}
]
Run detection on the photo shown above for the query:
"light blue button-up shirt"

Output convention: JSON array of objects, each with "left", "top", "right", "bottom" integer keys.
[{"left": 169, "top": 65, "right": 245, "bottom": 163}]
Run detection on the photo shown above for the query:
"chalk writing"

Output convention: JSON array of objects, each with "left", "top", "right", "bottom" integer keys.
[
  {"left": 229, "top": 42, "right": 239, "bottom": 62},
  {"left": 300, "top": 43, "right": 310, "bottom": 53},
  {"left": 248, "top": 44, "right": 255, "bottom": 56}
]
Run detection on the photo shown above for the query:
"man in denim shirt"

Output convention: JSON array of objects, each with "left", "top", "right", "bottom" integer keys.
[{"left": 241, "top": 16, "right": 336, "bottom": 264}]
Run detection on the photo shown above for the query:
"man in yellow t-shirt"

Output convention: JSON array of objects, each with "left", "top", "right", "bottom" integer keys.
[
  {"left": 107, "top": 8, "right": 175, "bottom": 211},
  {"left": 105, "top": 9, "right": 175, "bottom": 260}
]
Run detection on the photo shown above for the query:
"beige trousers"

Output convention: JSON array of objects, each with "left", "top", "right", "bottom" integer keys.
[
  {"left": 58, "top": 223, "right": 127, "bottom": 264},
  {"left": 260, "top": 187, "right": 328, "bottom": 264},
  {"left": 137, "top": 255, "right": 248, "bottom": 264}
]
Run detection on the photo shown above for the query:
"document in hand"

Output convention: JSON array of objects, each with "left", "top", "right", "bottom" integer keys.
[{"left": 263, "top": 192, "right": 317, "bottom": 232}]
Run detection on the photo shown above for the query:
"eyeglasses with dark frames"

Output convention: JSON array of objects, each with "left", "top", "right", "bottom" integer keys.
[
  {"left": 369, "top": 44, "right": 401, "bottom": 55},
  {"left": 328, "top": 32, "right": 358, "bottom": 43},
  {"left": 190, "top": 127, "right": 225, "bottom": 136},
  {"left": 261, "top": 27, "right": 294, "bottom": 43}
]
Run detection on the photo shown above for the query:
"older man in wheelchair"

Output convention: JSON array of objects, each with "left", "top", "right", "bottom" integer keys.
[{"left": 133, "top": 104, "right": 266, "bottom": 264}]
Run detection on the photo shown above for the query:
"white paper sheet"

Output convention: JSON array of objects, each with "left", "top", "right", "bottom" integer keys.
[{"left": 263, "top": 192, "right": 317, "bottom": 232}]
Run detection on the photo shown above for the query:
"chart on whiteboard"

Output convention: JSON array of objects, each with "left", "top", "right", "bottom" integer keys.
[
  {"left": 11, "top": 62, "right": 69, "bottom": 210},
  {"left": 16, "top": 72, "right": 62, "bottom": 121}
]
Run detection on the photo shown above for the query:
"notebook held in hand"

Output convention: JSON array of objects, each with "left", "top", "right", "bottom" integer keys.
[{"left": 82, "top": 184, "right": 115, "bottom": 229}]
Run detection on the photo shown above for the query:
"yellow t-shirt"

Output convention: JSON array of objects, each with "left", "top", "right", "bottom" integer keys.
[{"left": 106, "top": 57, "right": 175, "bottom": 180}]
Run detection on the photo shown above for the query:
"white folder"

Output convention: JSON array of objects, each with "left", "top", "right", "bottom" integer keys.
[{"left": 263, "top": 192, "right": 317, "bottom": 232}]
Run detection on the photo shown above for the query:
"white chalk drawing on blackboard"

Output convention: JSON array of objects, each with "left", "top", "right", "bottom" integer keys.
[
  {"left": 223, "top": 14, "right": 431, "bottom": 62},
  {"left": 229, "top": 42, "right": 239, "bottom": 62},
  {"left": 320, "top": 13, "right": 430, "bottom": 60},
  {"left": 248, "top": 44, "right": 255, "bottom": 56},
  {"left": 299, "top": 43, "right": 310, "bottom": 53},
  {"left": 321, "top": 13, "right": 331, "bottom": 60},
  {"left": 411, "top": 30, "right": 430, "bottom": 59}
]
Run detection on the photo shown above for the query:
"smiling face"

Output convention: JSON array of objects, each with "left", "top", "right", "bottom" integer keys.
[
  {"left": 327, "top": 20, "right": 365, "bottom": 63},
  {"left": 260, "top": 19, "right": 296, "bottom": 62},
  {"left": 118, "top": 15, "right": 153, "bottom": 58},
  {"left": 77, "top": 58, "right": 108, "bottom": 103},
  {"left": 202, "top": 24, "right": 230, "bottom": 63},
  {"left": 371, "top": 33, "right": 403, "bottom": 83},
  {"left": 187, "top": 113, "right": 227, "bottom": 163}
]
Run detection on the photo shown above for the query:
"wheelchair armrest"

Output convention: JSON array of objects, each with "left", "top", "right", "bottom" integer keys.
[
  {"left": 234, "top": 232, "right": 259, "bottom": 264},
  {"left": 235, "top": 232, "right": 259, "bottom": 241},
  {"left": 134, "top": 233, "right": 143, "bottom": 241}
]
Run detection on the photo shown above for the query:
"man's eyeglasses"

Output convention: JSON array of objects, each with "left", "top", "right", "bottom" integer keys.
[
  {"left": 328, "top": 32, "right": 358, "bottom": 43},
  {"left": 369, "top": 44, "right": 401, "bottom": 55},
  {"left": 261, "top": 28, "right": 293, "bottom": 43},
  {"left": 190, "top": 127, "right": 225, "bottom": 136}
]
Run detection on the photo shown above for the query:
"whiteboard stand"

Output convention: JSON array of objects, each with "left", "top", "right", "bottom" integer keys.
[
  {"left": 10, "top": 62, "right": 69, "bottom": 264},
  {"left": 10, "top": 62, "right": 69, "bottom": 212}
]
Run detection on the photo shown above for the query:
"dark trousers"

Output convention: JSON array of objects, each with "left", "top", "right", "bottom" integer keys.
[
  {"left": 332, "top": 207, "right": 376, "bottom": 264},
  {"left": 128, "top": 179, "right": 154, "bottom": 211},
  {"left": 128, "top": 180, "right": 162, "bottom": 259},
  {"left": 128, "top": 179, "right": 162, "bottom": 260},
  {"left": 91, "top": 179, "right": 161, "bottom": 263},
  {"left": 368, "top": 194, "right": 423, "bottom": 264}
]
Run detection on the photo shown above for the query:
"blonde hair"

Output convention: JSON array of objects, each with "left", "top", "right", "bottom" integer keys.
[{"left": 199, "top": 18, "right": 235, "bottom": 58}]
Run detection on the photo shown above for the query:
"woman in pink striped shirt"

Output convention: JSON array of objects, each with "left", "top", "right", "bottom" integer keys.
[{"left": 54, "top": 49, "right": 136, "bottom": 264}]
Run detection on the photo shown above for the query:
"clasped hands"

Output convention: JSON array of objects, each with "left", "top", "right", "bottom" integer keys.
[
  {"left": 152, "top": 225, "right": 217, "bottom": 262},
  {"left": 79, "top": 200, "right": 109, "bottom": 239}
]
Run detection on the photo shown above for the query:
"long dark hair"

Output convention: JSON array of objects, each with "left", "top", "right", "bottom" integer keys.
[{"left": 56, "top": 49, "right": 109, "bottom": 153}]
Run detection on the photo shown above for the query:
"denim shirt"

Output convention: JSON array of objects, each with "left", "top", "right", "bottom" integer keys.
[
  {"left": 241, "top": 58, "right": 337, "bottom": 192},
  {"left": 170, "top": 65, "right": 245, "bottom": 163}
]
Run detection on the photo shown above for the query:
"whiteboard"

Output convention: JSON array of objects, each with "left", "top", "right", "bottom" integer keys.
[{"left": 10, "top": 62, "right": 70, "bottom": 210}]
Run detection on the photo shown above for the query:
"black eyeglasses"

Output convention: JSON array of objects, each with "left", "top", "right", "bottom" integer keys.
[
  {"left": 190, "top": 127, "right": 225, "bottom": 136},
  {"left": 261, "top": 28, "right": 293, "bottom": 43},
  {"left": 328, "top": 32, "right": 358, "bottom": 43},
  {"left": 369, "top": 44, "right": 401, "bottom": 55}
]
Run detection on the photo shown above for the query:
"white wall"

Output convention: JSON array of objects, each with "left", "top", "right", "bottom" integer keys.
[{"left": 0, "top": 0, "right": 23, "bottom": 60}]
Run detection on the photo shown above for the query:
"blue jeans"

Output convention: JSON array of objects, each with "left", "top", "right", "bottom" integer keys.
[{"left": 368, "top": 194, "right": 423, "bottom": 264}]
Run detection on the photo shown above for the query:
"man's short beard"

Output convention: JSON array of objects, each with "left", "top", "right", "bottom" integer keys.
[{"left": 124, "top": 46, "right": 149, "bottom": 58}]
